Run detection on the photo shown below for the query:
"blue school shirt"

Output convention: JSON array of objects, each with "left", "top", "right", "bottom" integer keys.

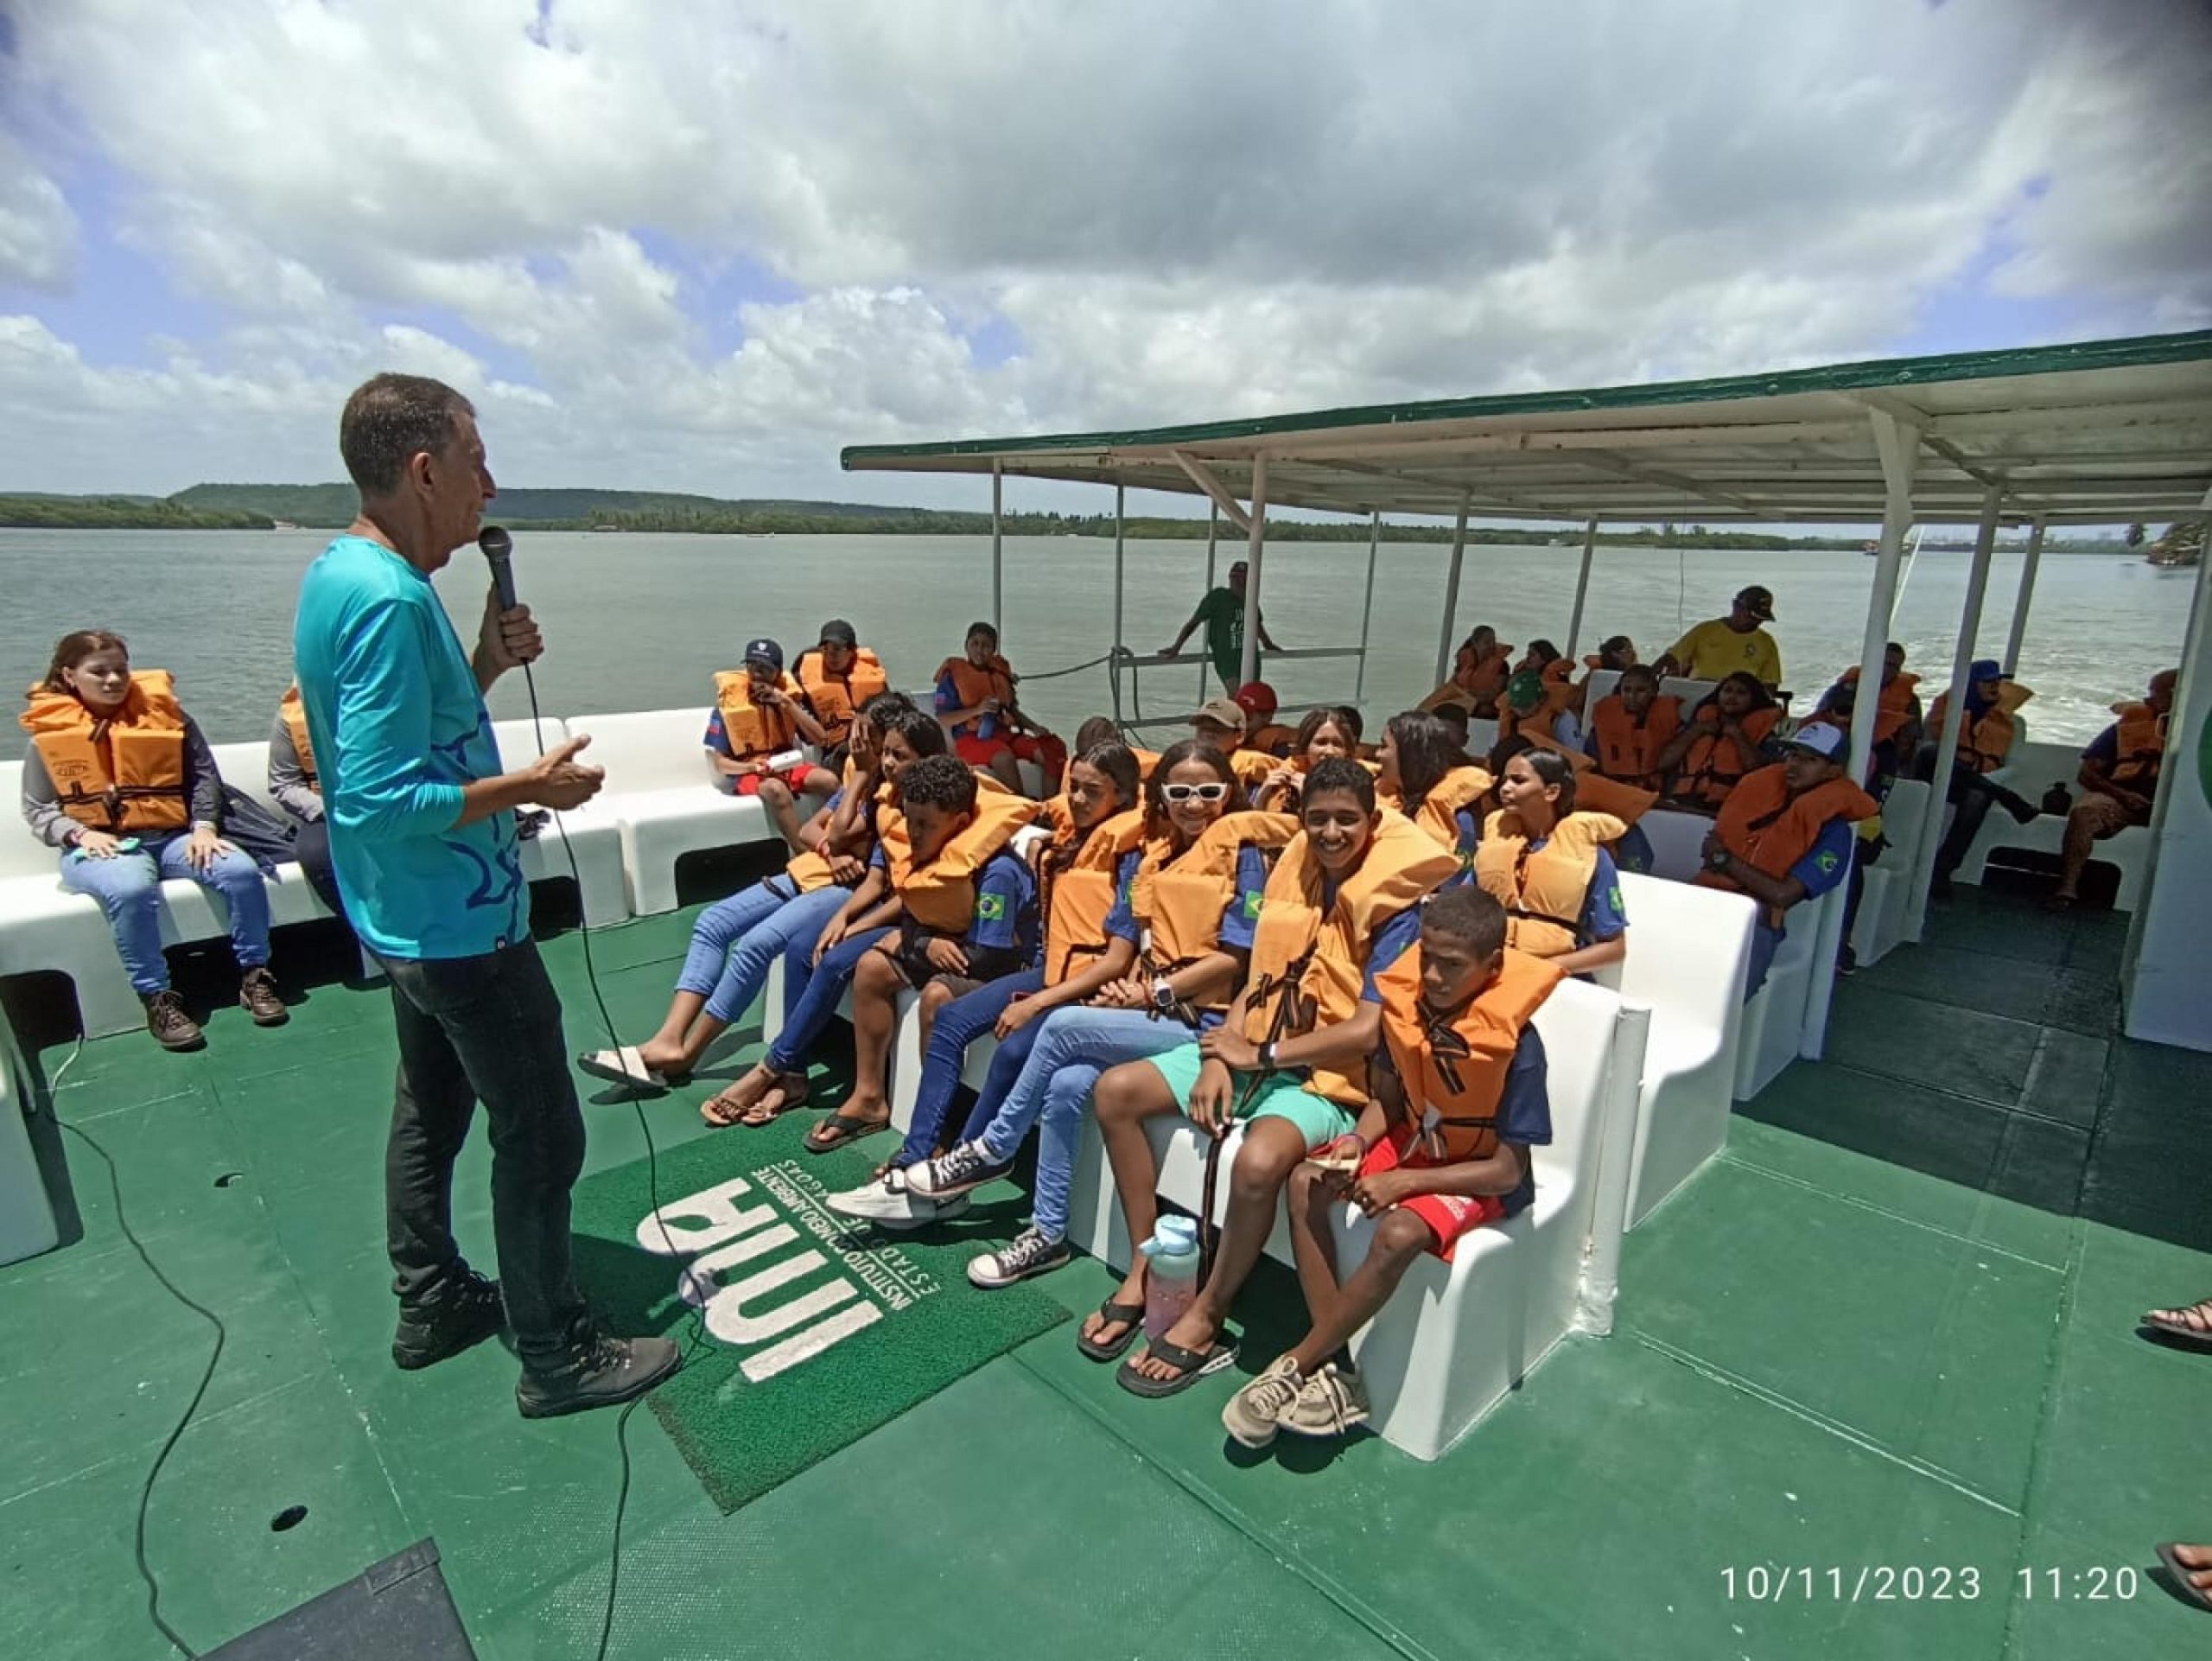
[
  {"left": 291, "top": 535, "right": 524, "bottom": 959},
  {"left": 967, "top": 850, "right": 1038, "bottom": 956}
]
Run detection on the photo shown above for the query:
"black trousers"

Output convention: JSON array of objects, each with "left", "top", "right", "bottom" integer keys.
[
  {"left": 376, "top": 939, "right": 589, "bottom": 1364},
  {"left": 289, "top": 816, "right": 350, "bottom": 922},
  {"left": 1912, "top": 744, "right": 2033, "bottom": 879}
]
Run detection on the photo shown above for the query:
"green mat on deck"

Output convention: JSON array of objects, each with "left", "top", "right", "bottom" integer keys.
[{"left": 569, "top": 1117, "right": 1069, "bottom": 1511}]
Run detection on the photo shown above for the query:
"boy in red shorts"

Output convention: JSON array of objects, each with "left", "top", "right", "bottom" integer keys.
[
  {"left": 706, "top": 637, "right": 842, "bottom": 851},
  {"left": 934, "top": 620, "right": 1066, "bottom": 798},
  {"left": 1223, "top": 884, "right": 1559, "bottom": 1448}
]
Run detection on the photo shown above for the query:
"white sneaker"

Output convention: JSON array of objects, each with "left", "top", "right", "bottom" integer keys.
[
  {"left": 824, "top": 1168, "right": 970, "bottom": 1231},
  {"left": 908, "top": 1139, "right": 1014, "bottom": 1200},
  {"left": 967, "top": 1226, "right": 1071, "bottom": 1288}
]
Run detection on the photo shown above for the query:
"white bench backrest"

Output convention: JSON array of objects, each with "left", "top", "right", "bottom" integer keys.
[
  {"left": 1602, "top": 871, "right": 1755, "bottom": 1020},
  {"left": 207, "top": 741, "right": 281, "bottom": 817},
  {"left": 491, "top": 716, "right": 568, "bottom": 771},
  {"left": 0, "top": 761, "right": 58, "bottom": 881},
  {"left": 1878, "top": 778, "right": 1930, "bottom": 854},
  {"left": 1524, "top": 976, "right": 1622, "bottom": 1188},
  {"left": 1464, "top": 716, "right": 1498, "bottom": 756},
  {"left": 561, "top": 708, "right": 719, "bottom": 795},
  {"left": 1581, "top": 670, "right": 1719, "bottom": 714},
  {"left": 1637, "top": 809, "right": 1713, "bottom": 882}
]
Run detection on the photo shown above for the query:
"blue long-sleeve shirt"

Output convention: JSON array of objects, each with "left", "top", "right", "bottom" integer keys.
[{"left": 292, "top": 534, "right": 525, "bottom": 959}]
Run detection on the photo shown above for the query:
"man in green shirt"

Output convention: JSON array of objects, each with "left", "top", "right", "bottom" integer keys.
[
  {"left": 1656, "top": 585, "right": 1783, "bottom": 691},
  {"left": 1163, "top": 560, "right": 1281, "bottom": 690}
]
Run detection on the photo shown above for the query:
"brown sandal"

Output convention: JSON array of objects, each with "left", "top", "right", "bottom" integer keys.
[
  {"left": 701, "top": 1063, "right": 779, "bottom": 1128},
  {"left": 740, "top": 1072, "right": 811, "bottom": 1126}
]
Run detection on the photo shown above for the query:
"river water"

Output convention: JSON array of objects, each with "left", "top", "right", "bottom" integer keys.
[{"left": 0, "top": 527, "right": 2195, "bottom": 763}]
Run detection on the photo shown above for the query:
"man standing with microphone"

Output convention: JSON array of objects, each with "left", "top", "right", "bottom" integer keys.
[{"left": 294, "top": 373, "right": 678, "bottom": 1417}]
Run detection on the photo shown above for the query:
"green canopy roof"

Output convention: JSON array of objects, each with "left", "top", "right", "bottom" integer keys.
[{"left": 843, "top": 331, "right": 2212, "bottom": 525}]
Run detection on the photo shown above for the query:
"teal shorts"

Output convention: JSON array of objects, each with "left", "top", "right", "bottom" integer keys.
[{"left": 1143, "top": 1043, "right": 1355, "bottom": 1149}]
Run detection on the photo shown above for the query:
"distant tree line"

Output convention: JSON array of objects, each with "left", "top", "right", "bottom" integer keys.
[{"left": 0, "top": 494, "right": 273, "bottom": 530}]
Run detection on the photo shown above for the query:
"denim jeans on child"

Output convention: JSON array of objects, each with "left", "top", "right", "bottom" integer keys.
[
  {"left": 59, "top": 830, "right": 272, "bottom": 994},
  {"left": 891, "top": 969, "right": 1046, "bottom": 1168},
  {"left": 764, "top": 923, "right": 894, "bottom": 1072},
  {"left": 677, "top": 881, "right": 849, "bottom": 1025}
]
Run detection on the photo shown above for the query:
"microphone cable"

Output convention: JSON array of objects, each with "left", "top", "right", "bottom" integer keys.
[{"left": 512, "top": 651, "right": 708, "bottom": 1661}]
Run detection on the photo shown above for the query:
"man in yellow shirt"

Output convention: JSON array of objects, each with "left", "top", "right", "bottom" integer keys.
[{"left": 1656, "top": 586, "right": 1782, "bottom": 691}]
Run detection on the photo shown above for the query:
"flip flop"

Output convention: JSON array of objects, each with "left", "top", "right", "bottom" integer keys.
[
  {"left": 578, "top": 1047, "right": 686, "bottom": 1089},
  {"left": 742, "top": 1073, "right": 811, "bottom": 1127},
  {"left": 2154, "top": 1544, "right": 2212, "bottom": 1613},
  {"left": 805, "top": 1113, "right": 887, "bottom": 1154},
  {"left": 700, "top": 1085, "right": 757, "bottom": 1130},
  {"left": 1076, "top": 1299, "right": 1147, "bottom": 1363},
  {"left": 2140, "top": 1303, "right": 2212, "bottom": 1352},
  {"left": 1116, "top": 1336, "right": 1238, "bottom": 1398}
]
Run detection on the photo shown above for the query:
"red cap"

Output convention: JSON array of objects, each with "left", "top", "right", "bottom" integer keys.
[{"left": 1232, "top": 681, "right": 1278, "bottom": 718}]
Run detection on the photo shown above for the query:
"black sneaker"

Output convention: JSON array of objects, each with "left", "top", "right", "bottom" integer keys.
[
  {"left": 516, "top": 1333, "right": 682, "bottom": 1420},
  {"left": 908, "top": 1139, "right": 1014, "bottom": 1200},
  {"left": 391, "top": 1270, "right": 506, "bottom": 1371},
  {"left": 967, "top": 1226, "right": 1072, "bottom": 1289}
]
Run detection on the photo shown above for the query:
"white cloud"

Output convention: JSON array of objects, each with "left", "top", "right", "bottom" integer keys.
[
  {"left": 0, "top": 134, "right": 77, "bottom": 290},
  {"left": 0, "top": 0, "right": 2207, "bottom": 500}
]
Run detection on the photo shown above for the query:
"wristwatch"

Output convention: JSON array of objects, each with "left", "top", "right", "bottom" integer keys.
[{"left": 1150, "top": 977, "right": 1177, "bottom": 1013}]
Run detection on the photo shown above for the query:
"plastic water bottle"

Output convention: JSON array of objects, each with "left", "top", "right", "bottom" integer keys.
[{"left": 1140, "top": 1215, "right": 1202, "bottom": 1341}]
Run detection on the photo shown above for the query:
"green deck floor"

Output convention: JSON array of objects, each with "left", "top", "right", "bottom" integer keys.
[{"left": 3, "top": 885, "right": 2206, "bottom": 1659}]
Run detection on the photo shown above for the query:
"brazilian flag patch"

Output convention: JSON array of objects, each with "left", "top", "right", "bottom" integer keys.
[
  {"left": 976, "top": 892, "right": 1008, "bottom": 922},
  {"left": 1814, "top": 850, "right": 1840, "bottom": 875},
  {"left": 1606, "top": 885, "right": 1623, "bottom": 913},
  {"left": 1242, "top": 890, "right": 1265, "bottom": 920}
]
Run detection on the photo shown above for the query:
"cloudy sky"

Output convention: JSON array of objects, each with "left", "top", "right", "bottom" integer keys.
[{"left": 3, "top": 0, "right": 2209, "bottom": 510}]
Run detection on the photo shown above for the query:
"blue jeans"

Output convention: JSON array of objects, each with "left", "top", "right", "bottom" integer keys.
[
  {"left": 972, "top": 1004, "right": 1192, "bottom": 1241},
  {"left": 60, "top": 830, "right": 272, "bottom": 995},
  {"left": 765, "top": 924, "right": 893, "bottom": 1072},
  {"left": 892, "top": 969, "right": 1045, "bottom": 1168},
  {"left": 678, "top": 881, "right": 847, "bottom": 1025}
]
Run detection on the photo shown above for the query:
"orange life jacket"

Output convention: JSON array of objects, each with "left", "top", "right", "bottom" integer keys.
[
  {"left": 1247, "top": 722, "right": 1300, "bottom": 757},
  {"left": 1038, "top": 805, "right": 1147, "bottom": 986},
  {"left": 1381, "top": 765, "right": 1493, "bottom": 859},
  {"left": 1471, "top": 809, "right": 1626, "bottom": 957},
  {"left": 20, "top": 671, "right": 193, "bottom": 835},
  {"left": 1135, "top": 810, "right": 1300, "bottom": 1006},
  {"left": 1377, "top": 948, "right": 1563, "bottom": 1161},
  {"left": 1226, "top": 748, "right": 1279, "bottom": 792},
  {"left": 278, "top": 683, "right": 318, "bottom": 790},
  {"left": 1252, "top": 753, "right": 1379, "bottom": 812},
  {"left": 1695, "top": 764, "right": 1878, "bottom": 927},
  {"left": 1240, "top": 812, "right": 1461, "bottom": 1106},
  {"left": 2107, "top": 700, "right": 2167, "bottom": 789},
  {"left": 792, "top": 646, "right": 887, "bottom": 749},
  {"left": 711, "top": 669, "right": 805, "bottom": 760},
  {"left": 1508, "top": 729, "right": 1656, "bottom": 827},
  {"left": 875, "top": 783, "right": 1041, "bottom": 932},
  {"left": 1440, "top": 645, "right": 1513, "bottom": 713},
  {"left": 1926, "top": 681, "right": 2031, "bottom": 776},
  {"left": 1588, "top": 692, "right": 1682, "bottom": 788},
  {"left": 936, "top": 653, "right": 1018, "bottom": 735},
  {"left": 1834, "top": 667, "right": 1921, "bottom": 745},
  {"left": 1667, "top": 704, "right": 1780, "bottom": 808},
  {"left": 781, "top": 756, "right": 872, "bottom": 893}
]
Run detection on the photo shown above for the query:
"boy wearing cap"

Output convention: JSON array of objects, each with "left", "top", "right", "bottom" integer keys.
[
  {"left": 706, "top": 638, "right": 842, "bottom": 852},
  {"left": 791, "top": 619, "right": 888, "bottom": 769},
  {"left": 1656, "top": 587, "right": 1783, "bottom": 692},
  {"left": 1694, "top": 722, "right": 1876, "bottom": 996},
  {"left": 1190, "top": 697, "right": 1278, "bottom": 792},
  {"left": 1164, "top": 560, "right": 1281, "bottom": 690},
  {"left": 1235, "top": 682, "right": 1300, "bottom": 757}
]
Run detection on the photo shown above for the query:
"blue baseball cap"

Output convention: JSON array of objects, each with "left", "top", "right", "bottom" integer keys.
[{"left": 743, "top": 638, "right": 783, "bottom": 671}]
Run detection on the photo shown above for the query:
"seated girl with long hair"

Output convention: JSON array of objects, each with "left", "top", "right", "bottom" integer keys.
[
  {"left": 1655, "top": 671, "right": 1780, "bottom": 811},
  {"left": 1252, "top": 706, "right": 1362, "bottom": 811},
  {"left": 1471, "top": 748, "right": 1630, "bottom": 976}
]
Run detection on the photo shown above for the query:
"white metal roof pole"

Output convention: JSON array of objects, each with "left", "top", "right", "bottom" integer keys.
[
  {"left": 2001, "top": 515, "right": 2048, "bottom": 677},
  {"left": 1355, "top": 510, "right": 1381, "bottom": 703},
  {"left": 1113, "top": 481, "right": 1127, "bottom": 678},
  {"left": 1236, "top": 455, "right": 1269, "bottom": 691},
  {"left": 1200, "top": 505, "right": 1219, "bottom": 703},
  {"left": 2120, "top": 481, "right": 2212, "bottom": 1050},
  {"left": 991, "top": 460, "right": 1004, "bottom": 633},
  {"left": 1564, "top": 516, "right": 1599, "bottom": 659},
  {"left": 1802, "top": 405, "right": 1921, "bottom": 1061},
  {"left": 1902, "top": 482, "right": 2006, "bottom": 944},
  {"left": 1433, "top": 497, "right": 1471, "bottom": 688}
]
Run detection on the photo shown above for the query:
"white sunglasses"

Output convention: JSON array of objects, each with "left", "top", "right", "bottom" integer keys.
[{"left": 1160, "top": 782, "right": 1232, "bottom": 805}]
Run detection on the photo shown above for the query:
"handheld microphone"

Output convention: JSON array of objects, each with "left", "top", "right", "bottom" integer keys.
[{"left": 478, "top": 525, "right": 518, "bottom": 610}]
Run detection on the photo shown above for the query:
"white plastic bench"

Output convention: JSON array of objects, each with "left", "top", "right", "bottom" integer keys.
[
  {"left": 1597, "top": 873, "right": 1754, "bottom": 1229},
  {"left": 1065, "top": 978, "right": 1649, "bottom": 1461},
  {"left": 563, "top": 707, "right": 795, "bottom": 916},
  {"left": 1733, "top": 882, "right": 1844, "bottom": 1100},
  {"left": 1851, "top": 777, "right": 1929, "bottom": 966},
  {"left": 1637, "top": 808, "right": 1715, "bottom": 882}
]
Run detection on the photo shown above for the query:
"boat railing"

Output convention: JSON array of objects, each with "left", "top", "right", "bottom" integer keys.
[{"left": 1106, "top": 642, "right": 1370, "bottom": 734}]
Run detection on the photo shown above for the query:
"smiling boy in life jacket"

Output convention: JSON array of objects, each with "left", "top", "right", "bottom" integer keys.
[
  {"left": 1223, "top": 885, "right": 1561, "bottom": 1447},
  {"left": 2050, "top": 666, "right": 2177, "bottom": 910},
  {"left": 1695, "top": 722, "right": 1876, "bottom": 998},
  {"left": 705, "top": 637, "right": 842, "bottom": 852},
  {"left": 790, "top": 618, "right": 888, "bottom": 769},
  {"left": 1082, "top": 757, "right": 1459, "bottom": 1398}
]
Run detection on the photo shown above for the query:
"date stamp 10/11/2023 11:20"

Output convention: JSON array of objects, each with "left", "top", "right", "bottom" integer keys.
[{"left": 1719, "top": 1565, "right": 2143, "bottom": 1603}]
